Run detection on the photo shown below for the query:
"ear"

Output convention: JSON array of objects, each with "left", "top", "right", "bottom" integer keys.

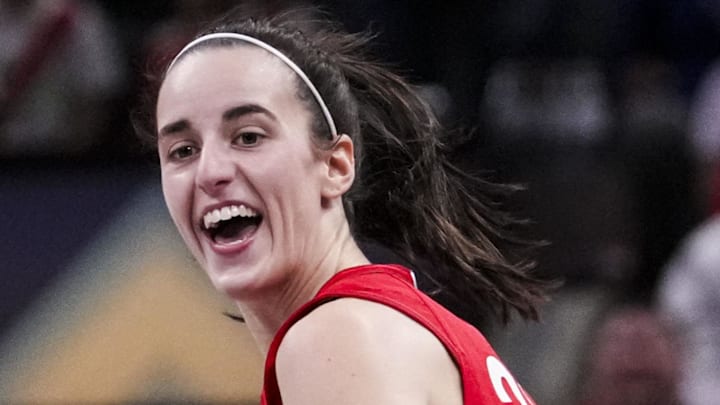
[{"left": 321, "top": 134, "right": 355, "bottom": 200}]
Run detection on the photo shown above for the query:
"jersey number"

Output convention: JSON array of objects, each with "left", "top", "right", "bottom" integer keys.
[{"left": 486, "top": 356, "right": 531, "bottom": 405}]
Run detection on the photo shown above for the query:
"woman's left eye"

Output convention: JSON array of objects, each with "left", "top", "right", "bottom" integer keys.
[{"left": 234, "top": 131, "right": 263, "bottom": 146}]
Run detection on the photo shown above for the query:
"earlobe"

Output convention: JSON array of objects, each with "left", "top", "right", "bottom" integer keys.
[{"left": 322, "top": 134, "right": 355, "bottom": 199}]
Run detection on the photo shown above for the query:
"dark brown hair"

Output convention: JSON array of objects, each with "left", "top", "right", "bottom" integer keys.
[{"left": 133, "top": 8, "right": 550, "bottom": 324}]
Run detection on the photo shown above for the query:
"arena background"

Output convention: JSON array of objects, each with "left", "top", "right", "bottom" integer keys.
[{"left": 2, "top": 0, "right": 719, "bottom": 404}]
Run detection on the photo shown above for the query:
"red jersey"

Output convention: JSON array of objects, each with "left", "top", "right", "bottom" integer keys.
[{"left": 261, "top": 264, "right": 535, "bottom": 405}]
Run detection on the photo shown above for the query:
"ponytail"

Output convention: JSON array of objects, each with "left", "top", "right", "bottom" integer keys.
[{"left": 326, "top": 37, "right": 548, "bottom": 323}]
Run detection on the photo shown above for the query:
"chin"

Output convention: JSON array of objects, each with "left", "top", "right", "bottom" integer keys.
[{"left": 209, "top": 263, "right": 267, "bottom": 298}]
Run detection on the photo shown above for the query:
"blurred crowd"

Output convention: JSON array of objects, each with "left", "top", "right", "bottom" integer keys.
[{"left": 2, "top": 0, "right": 720, "bottom": 404}]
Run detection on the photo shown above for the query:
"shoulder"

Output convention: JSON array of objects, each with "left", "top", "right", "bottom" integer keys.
[{"left": 275, "top": 298, "right": 461, "bottom": 405}]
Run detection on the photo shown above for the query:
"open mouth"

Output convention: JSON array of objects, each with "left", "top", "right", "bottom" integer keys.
[{"left": 202, "top": 204, "right": 262, "bottom": 245}]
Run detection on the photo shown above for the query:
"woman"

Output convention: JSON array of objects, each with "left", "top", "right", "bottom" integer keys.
[{"left": 135, "top": 9, "right": 546, "bottom": 405}]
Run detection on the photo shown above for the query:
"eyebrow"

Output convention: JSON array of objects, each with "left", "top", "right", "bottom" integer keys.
[
  {"left": 158, "top": 119, "right": 190, "bottom": 137},
  {"left": 222, "top": 104, "right": 277, "bottom": 122},
  {"left": 158, "top": 104, "right": 277, "bottom": 137}
]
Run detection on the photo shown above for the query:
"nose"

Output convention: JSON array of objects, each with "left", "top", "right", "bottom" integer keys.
[{"left": 195, "top": 142, "right": 236, "bottom": 196}]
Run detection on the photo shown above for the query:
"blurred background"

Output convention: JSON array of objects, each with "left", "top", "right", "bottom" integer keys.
[{"left": 2, "top": 0, "right": 719, "bottom": 404}]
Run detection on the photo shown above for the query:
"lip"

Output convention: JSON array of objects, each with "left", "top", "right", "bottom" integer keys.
[{"left": 196, "top": 199, "right": 263, "bottom": 255}]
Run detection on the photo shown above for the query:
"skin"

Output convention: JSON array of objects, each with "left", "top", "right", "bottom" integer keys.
[{"left": 156, "top": 45, "right": 462, "bottom": 405}]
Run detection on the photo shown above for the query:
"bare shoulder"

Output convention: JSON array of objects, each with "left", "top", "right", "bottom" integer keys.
[{"left": 276, "top": 298, "right": 462, "bottom": 405}]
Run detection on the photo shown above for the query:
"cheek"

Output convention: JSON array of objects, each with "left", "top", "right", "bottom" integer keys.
[
  {"left": 258, "top": 153, "right": 322, "bottom": 200},
  {"left": 161, "top": 170, "right": 191, "bottom": 228}
]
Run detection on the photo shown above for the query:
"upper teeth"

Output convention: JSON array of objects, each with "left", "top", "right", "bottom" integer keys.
[{"left": 203, "top": 204, "right": 258, "bottom": 229}]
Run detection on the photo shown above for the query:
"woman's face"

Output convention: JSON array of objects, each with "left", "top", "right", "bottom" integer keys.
[{"left": 156, "top": 45, "right": 331, "bottom": 297}]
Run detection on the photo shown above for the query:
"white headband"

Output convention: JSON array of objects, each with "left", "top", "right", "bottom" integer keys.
[{"left": 168, "top": 32, "right": 337, "bottom": 137}]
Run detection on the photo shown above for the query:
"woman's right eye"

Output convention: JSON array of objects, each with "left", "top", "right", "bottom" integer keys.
[{"left": 168, "top": 144, "right": 198, "bottom": 160}]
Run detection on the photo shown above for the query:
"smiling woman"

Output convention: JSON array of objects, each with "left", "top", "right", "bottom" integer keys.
[{"left": 133, "top": 7, "right": 547, "bottom": 405}]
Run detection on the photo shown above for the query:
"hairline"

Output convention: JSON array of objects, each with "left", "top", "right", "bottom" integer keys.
[{"left": 165, "top": 34, "right": 337, "bottom": 138}]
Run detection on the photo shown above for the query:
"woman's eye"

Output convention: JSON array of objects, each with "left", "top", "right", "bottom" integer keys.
[
  {"left": 169, "top": 144, "right": 197, "bottom": 160},
  {"left": 235, "top": 132, "right": 263, "bottom": 146}
]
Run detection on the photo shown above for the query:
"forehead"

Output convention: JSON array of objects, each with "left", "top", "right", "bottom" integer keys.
[{"left": 157, "top": 45, "right": 299, "bottom": 125}]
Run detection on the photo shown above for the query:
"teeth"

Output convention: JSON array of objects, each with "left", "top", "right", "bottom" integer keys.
[
  {"left": 210, "top": 210, "right": 221, "bottom": 227},
  {"left": 203, "top": 204, "right": 258, "bottom": 229}
]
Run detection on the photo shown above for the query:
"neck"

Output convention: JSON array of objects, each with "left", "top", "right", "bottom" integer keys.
[{"left": 233, "top": 220, "right": 370, "bottom": 357}]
